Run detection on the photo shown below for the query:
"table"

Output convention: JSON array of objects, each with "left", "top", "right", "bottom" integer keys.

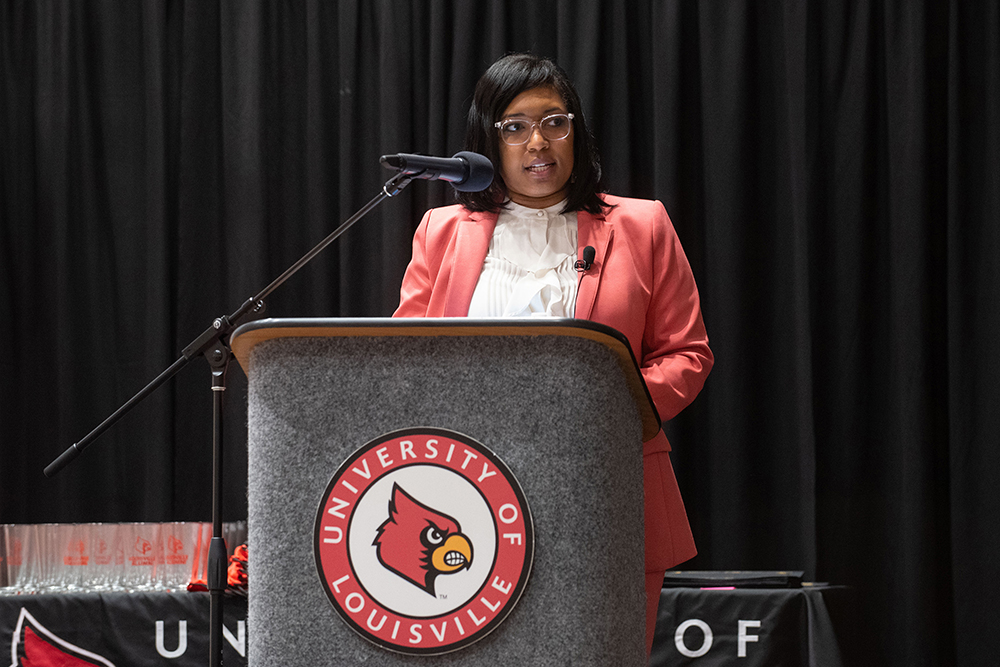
[
  {"left": 1, "top": 585, "right": 853, "bottom": 665},
  {"left": 1, "top": 591, "right": 247, "bottom": 666},
  {"left": 651, "top": 585, "right": 856, "bottom": 666}
]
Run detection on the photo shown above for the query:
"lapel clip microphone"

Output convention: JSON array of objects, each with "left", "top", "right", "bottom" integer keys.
[{"left": 575, "top": 245, "right": 596, "bottom": 272}]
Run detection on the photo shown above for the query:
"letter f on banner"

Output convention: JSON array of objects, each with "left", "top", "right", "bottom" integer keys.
[{"left": 738, "top": 619, "right": 761, "bottom": 657}]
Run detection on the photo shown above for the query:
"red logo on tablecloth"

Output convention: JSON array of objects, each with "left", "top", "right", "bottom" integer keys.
[
  {"left": 314, "top": 428, "right": 534, "bottom": 655},
  {"left": 10, "top": 607, "right": 115, "bottom": 666}
]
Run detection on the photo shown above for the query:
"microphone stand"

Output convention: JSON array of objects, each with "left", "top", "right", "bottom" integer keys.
[{"left": 44, "top": 170, "right": 416, "bottom": 667}]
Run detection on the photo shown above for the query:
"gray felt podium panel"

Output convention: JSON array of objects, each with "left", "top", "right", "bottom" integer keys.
[{"left": 231, "top": 318, "right": 650, "bottom": 666}]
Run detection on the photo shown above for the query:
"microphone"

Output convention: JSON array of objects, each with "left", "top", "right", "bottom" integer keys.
[
  {"left": 380, "top": 151, "right": 494, "bottom": 192},
  {"left": 575, "top": 246, "right": 596, "bottom": 272}
]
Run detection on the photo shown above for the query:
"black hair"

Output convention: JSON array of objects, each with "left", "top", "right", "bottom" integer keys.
[{"left": 456, "top": 53, "right": 612, "bottom": 215}]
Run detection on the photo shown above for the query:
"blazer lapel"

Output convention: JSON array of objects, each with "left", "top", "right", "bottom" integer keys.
[
  {"left": 575, "top": 209, "right": 613, "bottom": 321},
  {"left": 442, "top": 210, "right": 497, "bottom": 316}
]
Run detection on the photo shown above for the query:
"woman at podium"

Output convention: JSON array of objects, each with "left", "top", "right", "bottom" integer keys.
[{"left": 394, "top": 52, "right": 713, "bottom": 657}]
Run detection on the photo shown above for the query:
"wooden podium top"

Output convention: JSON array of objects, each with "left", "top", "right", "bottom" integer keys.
[{"left": 230, "top": 317, "right": 661, "bottom": 440}]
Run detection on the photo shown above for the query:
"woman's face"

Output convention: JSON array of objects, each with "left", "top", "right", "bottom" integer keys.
[{"left": 497, "top": 86, "right": 575, "bottom": 209}]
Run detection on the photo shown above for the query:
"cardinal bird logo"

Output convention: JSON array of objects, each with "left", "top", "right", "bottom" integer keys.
[
  {"left": 373, "top": 483, "right": 473, "bottom": 596},
  {"left": 10, "top": 607, "right": 116, "bottom": 666}
]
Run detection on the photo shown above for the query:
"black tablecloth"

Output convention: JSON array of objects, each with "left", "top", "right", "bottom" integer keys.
[
  {"left": 1, "top": 585, "right": 852, "bottom": 665},
  {"left": 1, "top": 591, "right": 248, "bottom": 666},
  {"left": 652, "top": 585, "right": 855, "bottom": 666}
]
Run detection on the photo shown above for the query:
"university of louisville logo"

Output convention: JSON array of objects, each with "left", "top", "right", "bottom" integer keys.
[{"left": 314, "top": 428, "right": 534, "bottom": 655}]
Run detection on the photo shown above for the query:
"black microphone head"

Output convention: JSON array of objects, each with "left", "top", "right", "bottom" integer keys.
[
  {"left": 451, "top": 151, "right": 494, "bottom": 192},
  {"left": 379, "top": 154, "right": 403, "bottom": 170},
  {"left": 583, "top": 245, "right": 596, "bottom": 263}
]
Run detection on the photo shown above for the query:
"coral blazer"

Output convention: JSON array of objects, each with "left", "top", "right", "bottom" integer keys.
[{"left": 393, "top": 195, "right": 713, "bottom": 571}]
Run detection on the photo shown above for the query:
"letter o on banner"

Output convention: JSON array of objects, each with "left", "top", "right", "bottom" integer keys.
[{"left": 675, "top": 619, "right": 713, "bottom": 658}]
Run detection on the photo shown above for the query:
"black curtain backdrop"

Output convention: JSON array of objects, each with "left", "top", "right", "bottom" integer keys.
[{"left": 1, "top": 1, "right": 997, "bottom": 665}]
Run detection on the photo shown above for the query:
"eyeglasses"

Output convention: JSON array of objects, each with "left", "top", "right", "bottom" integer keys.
[{"left": 494, "top": 113, "right": 575, "bottom": 146}]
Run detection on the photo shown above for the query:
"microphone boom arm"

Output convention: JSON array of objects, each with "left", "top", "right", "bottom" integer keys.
[{"left": 43, "top": 169, "right": 416, "bottom": 478}]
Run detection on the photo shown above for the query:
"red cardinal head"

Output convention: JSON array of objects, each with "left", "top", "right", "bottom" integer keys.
[
  {"left": 373, "top": 483, "right": 473, "bottom": 596},
  {"left": 13, "top": 608, "right": 115, "bottom": 666}
]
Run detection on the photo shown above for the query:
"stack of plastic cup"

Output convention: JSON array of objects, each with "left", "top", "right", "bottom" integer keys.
[
  {"left": 55, "top": 523, "right": 91, "bottom": 592},
  {"left": 1, "top": 524, "right": 33, "bottom": 594},
  {"left": 1, "top": 521, "right": 249, "bottom": 594},
  {"left": 156, "top": 522, "right": 202, "bottom": 592},
  {"left": 88, "top": 523, "right": 125, "bottom": 591},
  {"left": 120, "top": 522, "right": 162, "bottom": 592}
]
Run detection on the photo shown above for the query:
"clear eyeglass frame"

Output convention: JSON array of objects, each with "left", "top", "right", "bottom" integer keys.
[{"left": 494, "top": 113, "right": 575, "bottom": 145}]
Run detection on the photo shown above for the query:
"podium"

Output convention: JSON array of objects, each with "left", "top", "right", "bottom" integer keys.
[{"left": 230, "top": 318, "right": 659, "bottom": 665}]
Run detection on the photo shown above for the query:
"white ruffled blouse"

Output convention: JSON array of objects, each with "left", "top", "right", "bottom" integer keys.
[{"left": 467, "top": 200, "right": 579, "bottom": 318}]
